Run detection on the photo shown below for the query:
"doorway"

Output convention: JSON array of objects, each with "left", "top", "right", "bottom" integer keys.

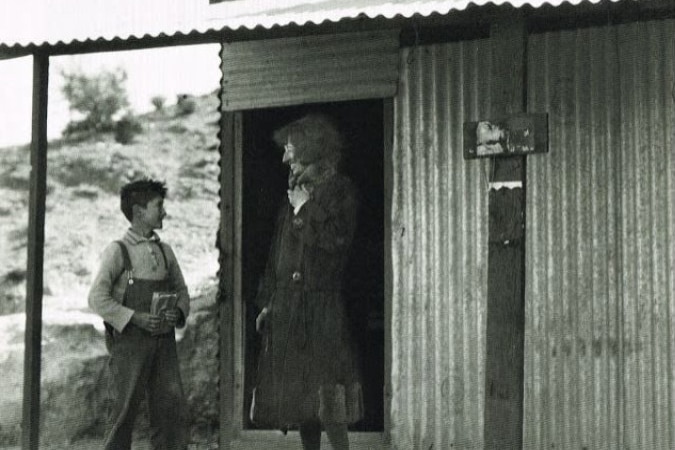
[{"left": 240, "top": 99, "right": 385, "bottom": 432}]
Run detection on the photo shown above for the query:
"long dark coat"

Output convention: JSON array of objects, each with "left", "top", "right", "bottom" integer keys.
[{"left": 250, "top": 173, "right": 364, "bottom": 429}]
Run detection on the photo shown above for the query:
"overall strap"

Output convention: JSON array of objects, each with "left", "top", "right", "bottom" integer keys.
[
  {"left": 103, "top": 241, "right": 134, "bottom": 339},
  {"left": 155, "top": 242, "right": 169, "bottom": 271},
  {"left": 115, "top": 240, "right": 133, "bottom": 286}
]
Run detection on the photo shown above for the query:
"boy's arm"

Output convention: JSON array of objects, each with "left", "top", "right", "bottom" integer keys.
[
  {"left": 88, "top": 243, "right": 135, "bottom": 332},
  {"left": 164, "top": 244, "right": 190, "bottom": 328}
]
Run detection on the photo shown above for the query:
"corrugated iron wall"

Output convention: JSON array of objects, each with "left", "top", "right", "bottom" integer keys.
[
  {"left": 392, "top": 18, "right": 674, "bottom": 450},
  {"left": 391, "top": 39, "right": 492, "bottom": 449},
  {"left": 524, "top": 19, "right": 675, "bottom": 449}
]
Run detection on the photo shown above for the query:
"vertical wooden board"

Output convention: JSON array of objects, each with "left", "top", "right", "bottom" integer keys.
[
  {"left": 382, "top": 98, "right": 394, "bottom": 447},
  {"left": 484, "top": 186, "right": 526, "bottom": 449},
  {"left": 22, "top": 52, "right": 49, "bottom": 450},
  {"left": 483, "top": 12, "right": 527, "bottom": 450},
  {"left": 232, "top": 112, "right": 244, "bottom": 433},
  {"left": 218, "top": 110, "right": 236, "bottom": 450}
]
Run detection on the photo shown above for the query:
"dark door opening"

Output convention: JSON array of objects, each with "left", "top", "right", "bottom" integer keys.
[{"left": 241, "top": 100, "right": 385, "bottom": 432}]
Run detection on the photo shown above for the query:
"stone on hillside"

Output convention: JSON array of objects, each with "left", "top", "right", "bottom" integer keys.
[
  {"left": 71, "top": 184, "right": 100, "bottom": 199},
  {"left": 178, "top": 302, "right": 219, "bottom": 431}
]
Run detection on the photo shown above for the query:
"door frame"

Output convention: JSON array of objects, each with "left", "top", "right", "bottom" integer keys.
[{"left": 218, "top": 99, "right": 394, "bottom": 449}]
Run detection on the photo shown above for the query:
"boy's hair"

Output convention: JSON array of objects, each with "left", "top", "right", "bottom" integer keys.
[{"left": 120, "top": 178, "right": 167, "bottom": 222}]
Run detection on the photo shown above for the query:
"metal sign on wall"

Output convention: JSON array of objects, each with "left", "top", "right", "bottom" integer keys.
[{"left": 463, "top": 113, "right": 548, "bottom": 159}]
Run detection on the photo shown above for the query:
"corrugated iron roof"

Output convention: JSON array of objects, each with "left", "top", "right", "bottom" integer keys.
[{"left": 0, "top": 0, "right": 623, "bottom": 49}]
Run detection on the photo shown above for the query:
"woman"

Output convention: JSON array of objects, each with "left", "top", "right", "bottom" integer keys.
[{"left": 250, "top": 113, "right": 363, "bottom": 450}]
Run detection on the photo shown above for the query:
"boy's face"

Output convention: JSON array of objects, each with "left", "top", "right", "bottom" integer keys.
[{"left": 137, "top": 196, "right": 166, "bottom": 230}]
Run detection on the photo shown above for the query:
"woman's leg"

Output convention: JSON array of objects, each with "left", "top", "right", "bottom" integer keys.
[
  {"left": 299, "top": 420, "right": 322, "bottom": 450},
  {"left": 324, "top": 422, "right": 349, "bottom": 450}
]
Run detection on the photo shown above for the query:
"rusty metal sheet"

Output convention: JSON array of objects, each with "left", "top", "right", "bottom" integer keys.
[
  {"left": 220, "top": 30, "right": 399, "bottom": 111},
  {"left": 391, "top": 39, "right": 492, "bottom": 449},
  {"left": 524, "top": 18, "right": 675, "bottom": 450}
]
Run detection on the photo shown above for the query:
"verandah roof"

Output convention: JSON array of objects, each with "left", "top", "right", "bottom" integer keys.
[{"left": 0, "top": 0, "right": 623, "bottom": 50}]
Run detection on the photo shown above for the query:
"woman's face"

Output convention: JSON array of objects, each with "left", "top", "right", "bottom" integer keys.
[
  {"left": 282, "top": 141, "right": 295, "bottom": 164},
  {"left": 283, "top": 140, "right": 306, "bottom": 176}
]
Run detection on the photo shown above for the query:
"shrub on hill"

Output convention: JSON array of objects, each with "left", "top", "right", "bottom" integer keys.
[
  {"left": 61, "top": 68, "right": 130, "bottom": 137},
  {"left": 114, "top": 114, "right": 143, "bottom": 145},
  {"left": 151, "top": 95, "right": 166, "bottom": 112}
]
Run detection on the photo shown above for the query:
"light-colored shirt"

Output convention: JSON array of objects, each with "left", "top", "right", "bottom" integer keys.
[{"left": 88, "top": 228, "right": 190, "bottom": 332}]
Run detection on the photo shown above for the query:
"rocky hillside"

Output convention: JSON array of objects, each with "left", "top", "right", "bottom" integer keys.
[{"left": 0, "top": 93, "right": 222, "bottom": 449}]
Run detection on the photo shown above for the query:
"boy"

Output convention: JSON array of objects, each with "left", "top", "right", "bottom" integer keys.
[{"left": 88, "top": 178, "right": 190, "bottom": 450}]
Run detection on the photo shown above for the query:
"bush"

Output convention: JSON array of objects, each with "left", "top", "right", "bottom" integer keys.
[
  {"left": 60, "top": 68, "right": 130, "bottom": 136},
  {"left": 151, "top": 95, "right": 166, "bottom": 112},
  {"left": 114, "top": 115, "right": 142, "bottom": 145},
  {"left": 176, "top": 94, "right": 196, "bottom": 116}
]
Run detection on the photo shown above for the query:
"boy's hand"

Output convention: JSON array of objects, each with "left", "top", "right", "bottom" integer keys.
[
  {"left": 130, "top": 311, "right": 161, "bottom": 333},
  {"left": 164, "top": 308, "right": 182, "bottom": 327}
]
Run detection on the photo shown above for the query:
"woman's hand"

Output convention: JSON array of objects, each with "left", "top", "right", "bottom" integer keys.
[
  {"left": 287, "top": 186, "right": 310, "bottom": 213},
  {"left": 256, "top": 307, "right": 270, "bottom": 333}
]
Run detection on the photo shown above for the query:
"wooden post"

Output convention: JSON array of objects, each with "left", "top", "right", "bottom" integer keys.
[
  {"left": 218, "top": 108, "right": 243, "bottom": 449},
  {"left": 218, "top": 110, "right": 235, "bottom": 450},
  {"left": 22, "top": 51, "right": 49, "bottom": 450},
  {"left": 382, "top": 97, "right": 394, "bottom": 446},
  {"left": 483, "top": 12, "right": 528, "bottom": 450}
]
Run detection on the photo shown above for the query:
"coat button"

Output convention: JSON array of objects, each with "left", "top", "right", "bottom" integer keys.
[
  {"left": 292, "top": 271, "right": 302, "bottom": 282},
  {"left": 292, "top": 217, "right": 304, "bottom": 229}
]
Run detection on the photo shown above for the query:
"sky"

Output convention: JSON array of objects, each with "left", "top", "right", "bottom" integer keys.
[{"left": 0, "top": 43, "right": 221, "bottom": 148}]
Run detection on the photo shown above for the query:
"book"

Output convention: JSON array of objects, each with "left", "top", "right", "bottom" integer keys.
[{"left": 151, "top": 291, "right": 178, "bottom": 335}]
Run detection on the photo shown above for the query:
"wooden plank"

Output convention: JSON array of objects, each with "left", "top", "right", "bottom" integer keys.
[
  {"left": 218, "top": 108, "right": 243, "bottom": 449},
  {"left": 483, "top": 12, "right": 527, "bottom": 450},
  {"left": 232, "top": 112, "right": 244, "bottom": 433},
  {"left": 218, "top": 110, "right": 236, "bottom": 450},
  {"left": 21, "top": 51, "right": 49, "bottom": 450},
  {"left": 382, "top": 97, "right": 394, "bottom": 446}
]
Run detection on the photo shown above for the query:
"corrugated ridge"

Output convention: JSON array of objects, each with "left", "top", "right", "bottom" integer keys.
[{"left": 0, "top": 0, "right": 623, "bottom": 49}]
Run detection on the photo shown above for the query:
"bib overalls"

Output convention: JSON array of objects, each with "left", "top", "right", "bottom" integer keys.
[{"left": 104, "top": 241, "right": 187, "bottom": 450}]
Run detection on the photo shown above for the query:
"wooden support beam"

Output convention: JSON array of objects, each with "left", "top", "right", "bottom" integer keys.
[
  {"left": 382, "top": 97, "right": 394, "bottom": 447},
  {"left": 218, "top": 109, "right": 243, "bottom": 449},
  {"left": 22, "top": 51, "right": 49, "bottom": 450},
  {"left": 218, "top": 110, "right": 234, "bottom": 450},
  {"left": 483, "top": 12, "right": 527, "bottom": 450}
]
